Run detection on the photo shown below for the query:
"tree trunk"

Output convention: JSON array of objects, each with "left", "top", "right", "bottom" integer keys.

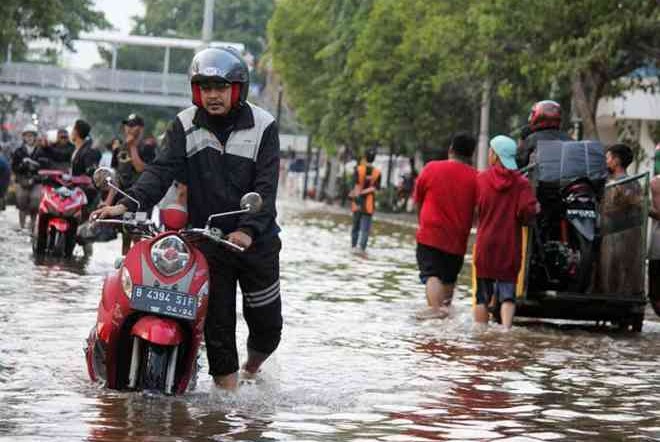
[
  {"left": 319, "top": 156, "right": 332, "bottom": 202},
  {"left": 313, "top": 145, "right": 322, "bottom": 200},
  {"left": 571, "top": 71, "right": 605, "bottom": 140},
  {"left": 302, "top": 134, "right": 313, "bottom": 200},
  {"left": 386, "top": 145, "right": 394, "bottom": 187},
  {"left": 477, "top": 77, "right": 492, "bottom": 170}
]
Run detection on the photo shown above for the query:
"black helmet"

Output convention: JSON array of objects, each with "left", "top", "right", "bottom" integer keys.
[
  {"left": 189, "top": 47, "right": 249, "bottom": 108},
  {"left": 528, "top": 100, "right": 561, "bottom": 132}
]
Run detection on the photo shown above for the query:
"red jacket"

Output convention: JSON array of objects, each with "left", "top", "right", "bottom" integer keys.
[
  {"left": 475, "top": 165, "right": 537, "bottom": 281},
  {"left": 414, "top": 160, "right": 478, "bottom": 255}
]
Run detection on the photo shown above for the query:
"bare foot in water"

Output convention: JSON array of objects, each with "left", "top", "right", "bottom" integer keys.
[
  {"left": 415, "top": 306, "right": 449, "bottom": 320},
  {"left": 213, "top": 372, "right": 238, "bottom": 391}
]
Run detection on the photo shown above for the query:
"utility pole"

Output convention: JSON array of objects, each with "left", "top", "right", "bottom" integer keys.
[
  {"left": 202, "top": 0, "right": 214, "bottom": 45},
  {"left": 477, "top": 76, "right": 492, "bottom": 171}
]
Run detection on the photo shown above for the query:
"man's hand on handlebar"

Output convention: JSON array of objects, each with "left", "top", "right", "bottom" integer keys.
[
  {"left": 91, "top": 204, "right": 128, "bottom": 221},
  {"left": 227, "top": 230, "right": 253, "bottom": 249}
]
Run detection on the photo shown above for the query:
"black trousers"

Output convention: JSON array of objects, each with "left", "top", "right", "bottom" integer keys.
[
  {"left": 200, "top": 237, "right": 282, "bottom": 376},
  {"left": 650, "top": 260, "right": 660, "bottom": 316}
]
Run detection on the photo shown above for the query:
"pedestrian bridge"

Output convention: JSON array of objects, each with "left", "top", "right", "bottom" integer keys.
[
  {"left": 0, "top": 33, "right": 246, "bottom": 108},
  {"left": 0, "top": 62, "right": 190, "bottom": 108}
]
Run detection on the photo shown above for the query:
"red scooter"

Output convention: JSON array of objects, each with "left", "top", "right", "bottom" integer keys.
[
  {"left": 33, "top": 169, "right": 92, "bottom": 257},
  {"left": 85, "top": 167, "right": 262, "bottom": 395}
]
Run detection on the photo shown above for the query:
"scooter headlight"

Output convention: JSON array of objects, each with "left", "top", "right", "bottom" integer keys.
[
  {"left": 151, "top": 235, "right": 190, "bottom": 276},
  {"left": 55, "top": 186, "right": 72, "bottom": 198},
  {"left": 121, "top": 266, "right": 133, "bottom": 297}
]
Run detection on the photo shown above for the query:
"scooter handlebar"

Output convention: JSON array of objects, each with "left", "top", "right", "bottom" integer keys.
[
  {"left": 180, "top": 228, "right": 245, "bottom": 252},
  {"left": 93, "top": 213, "right": 155, "bottom": 231}
]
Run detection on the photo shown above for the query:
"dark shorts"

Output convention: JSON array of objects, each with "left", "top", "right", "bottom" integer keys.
[
  {"left": 416, "top": 243, "right": 464, "bottom": 285},
  {"left": 475, "top": 278, "right": 516, "bottom": 305}
]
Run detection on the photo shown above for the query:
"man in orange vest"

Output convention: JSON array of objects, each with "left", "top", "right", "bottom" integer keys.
[{"left": 350, "top": 148, "right": 381, "bottom": 255}]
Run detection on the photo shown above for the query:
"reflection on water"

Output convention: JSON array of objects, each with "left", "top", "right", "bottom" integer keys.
[{"left": 0, "top": 202, "right": 659, "bottom": 441}]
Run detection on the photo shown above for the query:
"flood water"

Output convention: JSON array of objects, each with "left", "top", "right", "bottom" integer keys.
[{"left": 1, "top": 201, "right": 659, "bottom": 441}]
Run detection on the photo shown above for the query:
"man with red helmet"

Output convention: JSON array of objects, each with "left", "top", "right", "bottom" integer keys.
[
  {"left": 92, "top": 47, "right": 282, "bottom": 390},
  {"left": 516, "top": 100, "right": 572, "bottom": 168}
]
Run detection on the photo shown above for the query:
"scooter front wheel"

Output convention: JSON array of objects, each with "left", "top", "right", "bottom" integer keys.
[
  {"left": 32, "top": 215, "right": 48, "bottom": 255},
  {"left": 140, "top": 343, "right": 170, "bottom": 392}
]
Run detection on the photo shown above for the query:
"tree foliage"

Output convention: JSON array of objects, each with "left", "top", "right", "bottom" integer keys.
[
  {"left": 0, "top": 0, "right": 108, "bottom": 60},
  {"left": 529, "top": 0, "right": 659, "bottom": 138},
  {"left": 269, "top": 0, "right": 659, "bottom": 154}
]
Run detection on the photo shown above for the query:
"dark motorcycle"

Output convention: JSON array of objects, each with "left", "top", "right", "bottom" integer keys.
[
  {"left": 531, "top": 177, "right": 600, "bottom": 293},
  {"left": 507, "top": 140, "right": 650, "bottom": 332}
]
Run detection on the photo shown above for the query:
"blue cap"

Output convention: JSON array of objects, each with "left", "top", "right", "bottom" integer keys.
[{"left": 490, "top": 135, "right": 518, "bottom": 170}]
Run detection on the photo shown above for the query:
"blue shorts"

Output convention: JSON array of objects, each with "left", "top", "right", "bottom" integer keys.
[{"left": 475, "top": 278, "right": 516, "bottom": 305}]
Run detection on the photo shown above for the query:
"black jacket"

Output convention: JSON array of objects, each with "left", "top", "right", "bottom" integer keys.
[
  {"left": 516, "top": 128, "right": 572, "bottom": 168},
  {"left": 119, "top": 104, "right": 280, "bottom": 242},
  {"left": 71, "top": 139, "right": 101, "bottom": 178},
  {"left": 11, "top": 144, "right": 49, "bottom": 178},
  {"left": 42, "top": 141, "right": 75, "bottom": 170}
]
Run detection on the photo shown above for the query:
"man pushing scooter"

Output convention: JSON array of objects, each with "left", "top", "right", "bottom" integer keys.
[{"left": 93, "top": 47, "right": 282, "bottom": 390}]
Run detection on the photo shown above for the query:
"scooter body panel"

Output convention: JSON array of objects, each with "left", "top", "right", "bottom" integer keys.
[
  {"left": 87, "top": 231, "right": 210, "bottom": 394},
  {"left": 34, "top": 171, "right": 89, "bottom": 256}
]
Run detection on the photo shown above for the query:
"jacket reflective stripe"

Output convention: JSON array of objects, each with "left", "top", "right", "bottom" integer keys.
[
  {"left": 177, "top": 102, "right": 274, "bottom": 162},
  {"left": 243, "top": 279, "right": 280, "bottom": 308}
]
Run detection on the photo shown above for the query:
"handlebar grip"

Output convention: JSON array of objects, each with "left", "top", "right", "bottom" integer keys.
[{"left": 217, "top": 238, "right": 245, "bottom": 253}]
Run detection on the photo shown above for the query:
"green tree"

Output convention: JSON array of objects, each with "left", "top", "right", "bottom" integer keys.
[
  {"left": 0, "top": 0, "right": 108, "bottom": 127},
  {"left": 0, "top": 0, "right": 108, "bottom": 59},
  {"left": 270, "top": 0, "right": 658, "bottom": 160},
  {"left": 136, "top": 0, "right": 274, "bottom": 57},
  {"left": 524, "top": 0, "right": 659, "bottom": 138},
  {"left": 77, "top": 0, "right": 275, "bottom": 142}
]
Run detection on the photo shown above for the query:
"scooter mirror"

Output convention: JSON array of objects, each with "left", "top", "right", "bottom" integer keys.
[
  {"left": 93, "top": 167, "right": 115, "bottom": 191},
  {"left": 240, "top": 192, "right": 262, "bottom": 214}
]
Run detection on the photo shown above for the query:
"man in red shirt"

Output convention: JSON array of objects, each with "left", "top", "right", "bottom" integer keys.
[
  {"left": 414, "top": 132, "right": 478, "bottom": 319},
  {"left": 474, "top": 135, "right": 538, "bottom": 329}
]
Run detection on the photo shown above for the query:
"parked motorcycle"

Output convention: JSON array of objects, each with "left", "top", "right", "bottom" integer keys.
[
  {"left": 85, "top": 167, "right": 262, "bottom": 395},
  {"left": 32, "top": 170, "right": 92, "bottom": 258}
]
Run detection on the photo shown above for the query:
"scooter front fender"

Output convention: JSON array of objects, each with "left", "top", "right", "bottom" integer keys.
[
  {"left": 48, "top": 217, "right": 70, "bottom": 232},
  {"left": 131, "top": 316, "right": 185, "bottom": 346}
]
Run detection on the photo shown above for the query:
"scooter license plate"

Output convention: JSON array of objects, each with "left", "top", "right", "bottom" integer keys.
[{"left": 131, "top": 285, "right": 197, "bottom": 320}]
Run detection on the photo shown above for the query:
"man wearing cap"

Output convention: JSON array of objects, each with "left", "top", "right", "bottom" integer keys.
[
  {"left": 473, "top": 135, "right": 538, "bottom": 329},
  {"left": 102, "top": 113, "right": 155, "bottom": 254},
  {"left": 109, "top": 114, "right": 155, "bottom": 196}
]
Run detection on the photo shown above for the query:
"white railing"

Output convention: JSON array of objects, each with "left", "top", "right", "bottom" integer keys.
[{"left": 0, "top": 62, "right": 189, "bottom": 97}]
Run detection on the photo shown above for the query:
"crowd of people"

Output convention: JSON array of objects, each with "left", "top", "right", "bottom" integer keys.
[{"left": 0, "top": 113, "right": 159, "bottom": 255}]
